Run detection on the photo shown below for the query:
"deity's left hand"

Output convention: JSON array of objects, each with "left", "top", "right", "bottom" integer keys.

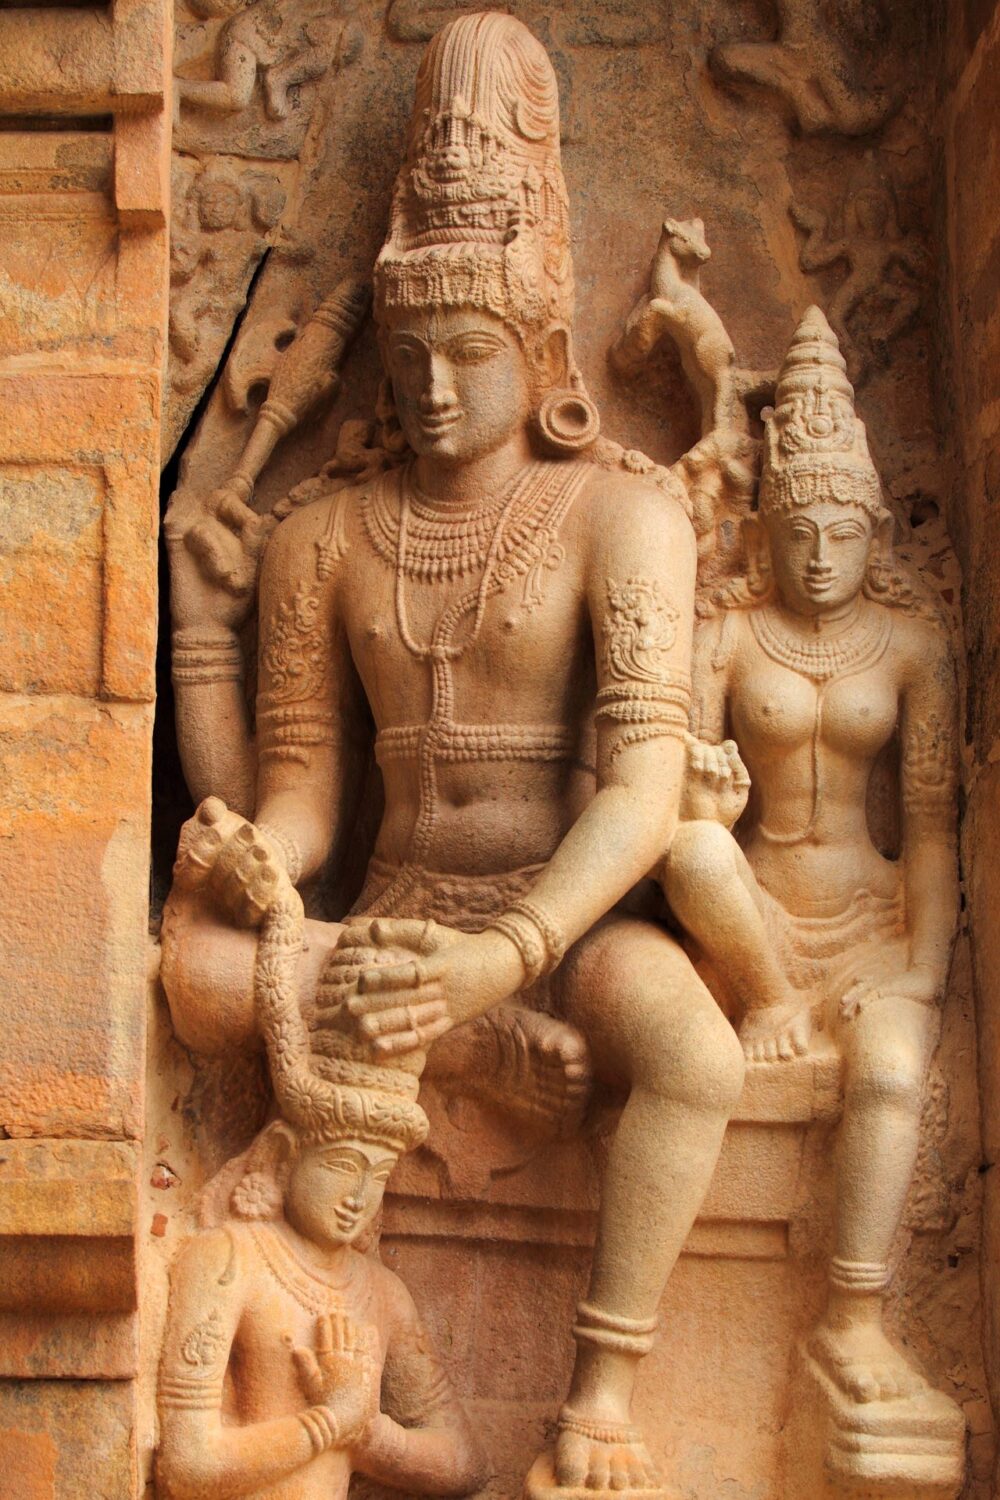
[
  {"left": 345, "top": 925, "right": 527, "bottom": 1058},
  {"left": 840, "top": 964, "right": 941, "bottom": 1022}
]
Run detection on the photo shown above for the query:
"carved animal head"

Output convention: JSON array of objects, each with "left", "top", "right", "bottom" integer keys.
[{"left": 660, "top": 216, "right": 711, "bottom": 264}]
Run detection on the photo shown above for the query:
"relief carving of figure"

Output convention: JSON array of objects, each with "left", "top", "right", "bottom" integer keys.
[
  {"left": 157, "top": 828, "right": 484, "bottom": 1498},
  {"left": 162, "top": 12, "right": 747, "bottom": 1494},
  {"left": 661, "top": 307, "right": 964, "bottom": 1488}
]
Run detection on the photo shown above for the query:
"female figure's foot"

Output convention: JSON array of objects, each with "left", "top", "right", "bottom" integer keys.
[
  {"left": 739, "top": 998, "right": 812, "bottom": 1062},
  {"left": 809, "top": 1316, "right": 929, "bottom": 1404}
]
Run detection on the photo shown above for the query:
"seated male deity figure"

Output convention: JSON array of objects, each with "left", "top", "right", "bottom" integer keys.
[
  {"left": 662, "top": 308, "right": 963, "bottom": 1447},
  {"left": 157, "top": 841, "right": 484, "bottom": 1499},
  {"left": 162, "top": 11, "right": 746, "bottom": 1494}
]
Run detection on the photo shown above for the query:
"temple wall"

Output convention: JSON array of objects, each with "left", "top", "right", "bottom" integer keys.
[{"left": 941, "top": 4, "right": 1000, "bottom": 1494}]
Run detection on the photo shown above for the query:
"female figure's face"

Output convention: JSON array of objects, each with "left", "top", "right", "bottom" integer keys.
[
  {"left": 764, "top": 500, "right": 875, "bottom": 618},
  {"left": 284, "top": 1140, "right": 397, "bottom": 1249},
  {"left": 383, "top": 307, "right": 535, "bottom": 466}
]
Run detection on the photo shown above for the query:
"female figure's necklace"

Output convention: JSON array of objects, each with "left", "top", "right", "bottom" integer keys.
[{"left": 751, "top": 598, "right": 890, "bottom": 683}]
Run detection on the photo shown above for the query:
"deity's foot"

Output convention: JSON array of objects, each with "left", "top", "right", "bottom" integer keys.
[
  {"left": 523, "top": 1415, "right": 674, "bottom": 1498},
  {"left": 429, "top": 1004, "right": 592, "bottom": 1138},
  {"left": 809, "top": 1318, "right": 929, "bottom": 1405},
  {"left": 739, "top": 998, "right": 812, "bottom": 1063}
]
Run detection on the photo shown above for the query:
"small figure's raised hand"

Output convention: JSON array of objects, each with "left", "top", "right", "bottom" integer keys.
[
  {"left": 680, "top": 734, "right": 750, "bottom": 828},
  {"left": 173, "top": 797, "right": 291, "bottom": 926},
  {"left": 839, "top": 964, "right": 940, "bottom": 1022},
  {"left": 292, "top": 1311, "right": 379, "bottom": 1448}
]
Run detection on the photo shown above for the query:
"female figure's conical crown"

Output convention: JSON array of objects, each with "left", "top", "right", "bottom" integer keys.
[
  {"left": 760, "top": 306, "right": 882, "bottom": 518},
  {"left": 374, "top": 10, "right": 572, "bottom": 336}
]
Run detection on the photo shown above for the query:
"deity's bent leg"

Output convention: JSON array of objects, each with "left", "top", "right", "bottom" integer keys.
[
  {"left": 812, "top": 993, "right": 938, "bottom": 1401},
  {"left": 548, "top": 916, "right": 745, "bottom": 1489},
  {"left": 662, "top": 820, "right": 810, "bottom": 1060}
]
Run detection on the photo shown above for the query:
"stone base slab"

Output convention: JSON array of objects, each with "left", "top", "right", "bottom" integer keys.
[{"left": 784, "top": 1343, "right": 966, "bottom": 1499}]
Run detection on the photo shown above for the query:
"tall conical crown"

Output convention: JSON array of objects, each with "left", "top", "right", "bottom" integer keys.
[
  {"left": 760, "top": 306, "right": 882, "bottom": 517},
  {"left": 374, "top": 11, "right": 572, "bottom": 335}
]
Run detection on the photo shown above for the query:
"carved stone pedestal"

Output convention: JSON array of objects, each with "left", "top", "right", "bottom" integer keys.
[
  {"left": 522, "top": 1453, "right": 675, "bottom": 1500},
  {"left": 783, "top": 1344, "right": 966, "bottom": 1500}
]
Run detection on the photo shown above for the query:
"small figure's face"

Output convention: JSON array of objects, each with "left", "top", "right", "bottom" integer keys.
[
  {"left": 284, "top": 1140, "right": 397, "bottom": 1249},
  {"left": 383, "top": 307, "right": 534, "bottom": 465},
  {"left": 765, "top": 500, "right": 875, "bottom": 617}
]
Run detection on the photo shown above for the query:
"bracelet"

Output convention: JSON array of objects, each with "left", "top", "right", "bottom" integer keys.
[
  {"left": 299, "top": 1404, "right": 340, "bottom": 1455},
  {"left": 172, "top": 629, "right": 243, "bottom": 686},
  {"left": 487, "top": 898, "right": 566, "bottom": 985}
]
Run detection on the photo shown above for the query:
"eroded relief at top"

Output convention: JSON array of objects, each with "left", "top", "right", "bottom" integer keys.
[{"left": 152, "top": 6, "right": 981, "bottom": 1500}]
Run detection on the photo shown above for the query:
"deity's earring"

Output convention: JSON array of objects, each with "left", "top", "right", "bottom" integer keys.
[
  {"left": 743, "top": 518, "right": 772, "bottom": 597},
  {"left": 536, "top": 381, "right": 600, "bottom": 454}
]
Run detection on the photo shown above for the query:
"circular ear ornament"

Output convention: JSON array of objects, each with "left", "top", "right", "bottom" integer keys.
[{"left": 536, "top": 387, "right": 600, "bottom": 454}]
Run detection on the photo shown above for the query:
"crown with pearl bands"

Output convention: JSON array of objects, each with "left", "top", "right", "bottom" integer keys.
[
  {"left": 760, "top": 306, "right": 882, "bottom": 519},
  {"left": 374, "top": 11, "right": 573, "bottom": 336}
]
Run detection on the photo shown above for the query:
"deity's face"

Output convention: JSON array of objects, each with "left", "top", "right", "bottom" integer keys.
[
  {"left": 283, "top": 1138, "right": 398, "bottom": 1250},
  {"left": 382, "top": 306, "right": 535, "bottom": 465},
  {"left": 764, "top": 499, "right": 875, "bottom": 617}
]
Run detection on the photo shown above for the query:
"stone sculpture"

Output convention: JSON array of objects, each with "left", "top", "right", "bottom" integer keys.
[
  {"left": 162, "top": 12, "right": 748, "bottom": 1495},
  {"left": 610, "top": 217, "right": 738, "bottom": 436},
  {"left": 174, "top": 0, "right": 361, "bottom": 122},
  {"left": 790, "top": 178, "right": 928, "bottom": 386},
  {"left": 157, "top": 809, "right": 484, "bottom": 1498},
  {"left": 661, "top": 306, "right": 965, "bottom": 1494},
  {"left": 710, "top": 0, "right": 902, "bottom": 137}
]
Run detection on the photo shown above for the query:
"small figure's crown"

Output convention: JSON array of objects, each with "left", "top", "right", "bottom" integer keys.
[
  {"left": 760, "top": 306, "right": 881, "bottom": 517},
  {"left": 374, "top": 11, "right": 572, "bottom": 333}
]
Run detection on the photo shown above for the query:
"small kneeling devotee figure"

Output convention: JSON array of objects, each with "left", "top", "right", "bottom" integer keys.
[
  {"left": 156, "top": 850, "right": 484, "bottom": 1500},
  {"left": 662, "top": 306, "right": 964, "bottom": 1488}
]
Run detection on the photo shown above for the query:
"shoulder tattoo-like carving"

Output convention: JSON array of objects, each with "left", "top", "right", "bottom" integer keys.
[
  {"left": 597, "top": 578, "right": 690, "bottom": 759},
  {"left": 258, "top": 581, "right": 336, "bottom": 766}
]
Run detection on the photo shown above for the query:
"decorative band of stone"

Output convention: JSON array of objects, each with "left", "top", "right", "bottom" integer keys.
[
  {"left": 487, "top": 898, "right": 566, "bottom": 985},
  {"left": 159, "top": 1376, "right": 225, "bottom": 1409},
  {"left": 374, "top": 720, "right": 576, "bottom": 766},
  {"left": 258, "top": 706, "right": 338, "bottom": 764},
  {"left": 257, "top": 822, "right": 303, "bottom": 886},
  {"left": 299, "top": 1405, "right": 341, "bottom": 1455},
  {"left": 557, "top": 1405, "right": 643, "bottom": 1446},
  {"left": 829, "top": 1258, "right": 891, "bottom": 1294},
  {"left": 172, "top": 629, "right": 243, "bottom": 685},
  {"left": 571, "top": 1300, "right": 658, "bottom": 1357}
]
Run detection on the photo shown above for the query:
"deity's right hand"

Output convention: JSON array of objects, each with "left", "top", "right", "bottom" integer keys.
[
  {"left": 292, "top": 1312, "right": 379, "bottom": 1449},
  {"left": 165, "top": 480, "right": 277, "bottom": 632},
  {"left": 173, "top": 797, "right": 290, "bottom": 927},
  {"left": 680, "top": 735, "right": 750, "bottom": 828}
]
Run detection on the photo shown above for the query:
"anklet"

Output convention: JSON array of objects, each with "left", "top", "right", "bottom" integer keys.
[
  {"left": 557, "top": 1405, "right": 642, "bottom": 1446},
  {"left": 829, "top": 1258, "right": 890, "bottom": 1294},
  {"left": 571, "top": 1300, "right": 658, "bottom": 1357}
]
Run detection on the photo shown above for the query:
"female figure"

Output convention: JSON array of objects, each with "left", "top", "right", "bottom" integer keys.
[{"left": 663, "top": 308, "right": 962, "bottom": 1446}]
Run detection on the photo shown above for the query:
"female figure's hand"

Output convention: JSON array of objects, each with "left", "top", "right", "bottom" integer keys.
[{"left": 839, "top": 963, "right": 941, "bottom": 1022}]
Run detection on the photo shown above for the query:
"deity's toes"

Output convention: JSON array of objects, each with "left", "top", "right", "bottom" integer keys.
[
  {"left": 808, "top": 1324, "right": 930, "bottom": 1407},
  {"left": 524, "top": 1437, "right": 672, "bottom": 1499}
]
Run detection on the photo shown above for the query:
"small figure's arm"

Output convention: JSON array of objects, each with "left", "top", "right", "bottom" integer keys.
[{"left": 355, "top": 1281, "right": 486, "bottom": 1496}]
